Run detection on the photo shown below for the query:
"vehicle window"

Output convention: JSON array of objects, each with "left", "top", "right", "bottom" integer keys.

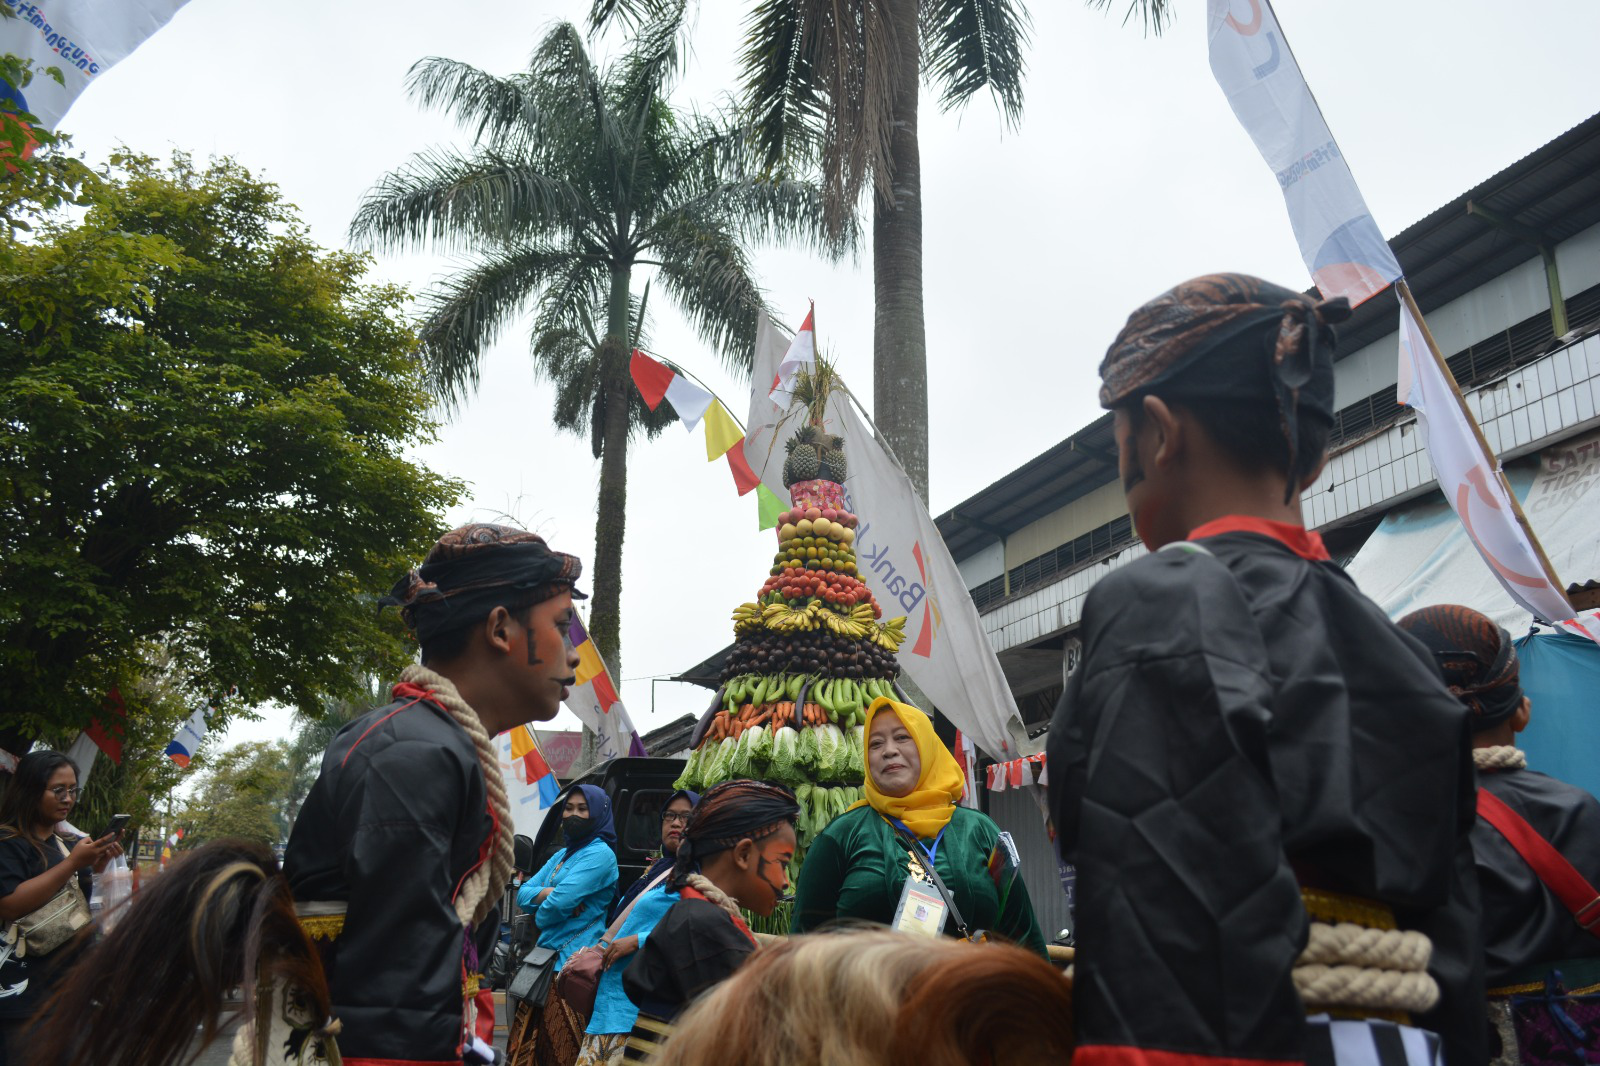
[{"left": 624, "top": 789, "right": 673, "bottom": 854}]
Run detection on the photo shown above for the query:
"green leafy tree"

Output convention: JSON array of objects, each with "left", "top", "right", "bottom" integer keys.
[
  {"left": 180, "top": 740, "right": 293, "bottom": 849},
  {"left": 349, "top": 5, "right": 851, "bottom": 680},
  {"left": 0, "top": 45, "right": 97, "bottom": 229},
  {"left": 0, "top": 152, "right": 464, "bottom": 745},
  {"left": 594, "top": 0, "right": 1030, "bottom": 503}
]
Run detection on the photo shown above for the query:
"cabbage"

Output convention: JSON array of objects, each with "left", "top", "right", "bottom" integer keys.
[
  {"left": 842, "top": 725, "right": 865, "bottom": 781},
  {"left": 816, "top": 724, "right": 848, "bottom": 781},
  {"left": 705, "top": 736, "right": 738, "bottom": 786},
  {"left": 797, "top": 724, "right": 820, "bottom": 775},
  {"left": 794, "top": 782, "right": 814, "bottom": 838},
  {"left": 769, "top": 726, "right": 801, "bottom": 786},
  {"left": 728, "top": 725, "right": 756, "bottom": 779},
  {"left": 749, "top": 725, "right": 776, "bottom": 778},
  {"left": 673, "top": 746, "right": 702, "bottom": 791}
]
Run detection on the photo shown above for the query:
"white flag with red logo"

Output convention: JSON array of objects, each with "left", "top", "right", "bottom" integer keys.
[
  {"left": 1207, "top": 0, "right": 1401, "bottom": 307},
  {"left": 1397, "top": 302, "right": 1580, "bottom": 629}
]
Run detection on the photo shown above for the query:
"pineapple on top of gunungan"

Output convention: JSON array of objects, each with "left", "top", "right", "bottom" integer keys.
[{"left": 675, "top": 357, "right": 911, "bottom": 929}]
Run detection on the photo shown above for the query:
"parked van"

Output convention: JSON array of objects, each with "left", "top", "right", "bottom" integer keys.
[{"left": 525, "top": 756, "right": 689, "bottom": 900}]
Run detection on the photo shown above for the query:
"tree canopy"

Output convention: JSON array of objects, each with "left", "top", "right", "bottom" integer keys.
[
  {"left": 0, "top": 152, "right": 463, "bottom": 743},
  {"left": 350, "top": 7, "right": 849, "bottom": 681}
]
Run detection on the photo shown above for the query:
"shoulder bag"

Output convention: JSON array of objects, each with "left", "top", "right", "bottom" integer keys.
[
  {"left": 557, "top": 865, "right": 675, "bottom": 1023},
  {"left": 3, "top": 836, "right": 91, "bottom": 958}
]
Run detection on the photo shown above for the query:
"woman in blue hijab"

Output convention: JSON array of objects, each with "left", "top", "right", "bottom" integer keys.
[
  {"left": 511, "top": 784, "right": 619, "bottom": 1066},
  {"left": 576, "top": 789, "right": 700, "bottom": 1066}
]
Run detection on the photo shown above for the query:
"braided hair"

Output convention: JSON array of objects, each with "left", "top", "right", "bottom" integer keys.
[{"left": 671, "top": 780, "right": 799, "bottom": 888}]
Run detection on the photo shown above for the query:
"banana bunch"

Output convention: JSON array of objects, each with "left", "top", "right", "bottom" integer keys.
[
  {"left": 731, "top": 602, "right": 765, "bottom": 634},
  {"left": 870, "top": 616, "right": 908, "bottom": 652},
  {"left": 819, "top": 611, "right": 868, "bottom": 638}
]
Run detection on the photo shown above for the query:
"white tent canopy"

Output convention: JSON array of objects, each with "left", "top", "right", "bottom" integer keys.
[{"left": 1344, "top": 427, "right": 1600, "bottom": 632}]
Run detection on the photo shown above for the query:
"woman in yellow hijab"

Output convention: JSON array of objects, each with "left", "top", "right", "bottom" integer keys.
[{"left": 793, "top": 698, "right": 1047, "bottom": 956}]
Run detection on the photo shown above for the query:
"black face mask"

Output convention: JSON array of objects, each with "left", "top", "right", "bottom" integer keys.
[{"left": 562, "top": 815, "right": 592, "bottom": 838}]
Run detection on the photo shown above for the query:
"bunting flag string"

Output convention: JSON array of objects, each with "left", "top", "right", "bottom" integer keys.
[
  {"left": 986, "top": 752, "right": 1047, "bottom": 792},
  {"left": 629, "top": 347, "right": 773, "bottom": 524}
]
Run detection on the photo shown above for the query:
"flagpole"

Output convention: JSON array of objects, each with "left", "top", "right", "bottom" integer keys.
[{"left": 1395, "top": 279, "right": 1573, "bottom": 611}]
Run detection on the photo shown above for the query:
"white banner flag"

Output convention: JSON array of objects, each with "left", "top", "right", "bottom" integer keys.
[
  {"left": 1207, "top": 0, "right": 1400, "bottom": 307},
  {"left": 744, "top": 312, "right": 1027, "bottom": 760},
  {"left": 0, "top": 0, "right": 190, "bottom": 129},
  {"left": 1397, "top": 300, "right": 1577, "bottom": 626}
]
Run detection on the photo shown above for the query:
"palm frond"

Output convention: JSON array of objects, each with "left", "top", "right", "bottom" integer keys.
[
  {"left": 412, "top": 244, "right": 576, "bottom": 409},
  {"left": 586, "top": 0, "right": 678, "bottom": 33},
  {"left": 404, "top": 57, "right": 536, "bottom": 151},
  {"left": 647, "top": 172, "right": 857, "bottom": 262},
  {"left": 738, "top": 0, "right": 903, "bottom": 233},
  {"left": 1086, "top": 0, "right": 1174, "bottom": 36},
  {"left": 920, "top": 0, "right": 1031, "bottom": 123},
  {"left": 528, "top": 23, "right": 624, "bottom": 181},
  {"left": 651, "top": 223, "right": 768, "bottom": 377},
  {"left": 349, "top": 149, "right": 578, "bottom": 252}
]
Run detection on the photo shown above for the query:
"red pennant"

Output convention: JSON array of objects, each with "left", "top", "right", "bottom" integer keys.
[
  {"left": 629, "top": 349, "right": 674, "bottom": 410},
  {"left": 87, "top": 688, "right": 127, "bottom": 764},
  {"left": 725, "top": 443, "right": 761, "bottom": 496}
]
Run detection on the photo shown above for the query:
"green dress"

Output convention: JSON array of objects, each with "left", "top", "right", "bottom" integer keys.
[{"left": 793, "top": 806, "right": 1048, "bottom": 956}]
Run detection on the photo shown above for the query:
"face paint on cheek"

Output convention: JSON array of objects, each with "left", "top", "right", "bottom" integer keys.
[{"left": 756, "top": 855, "right": 793, "bottom": 903}]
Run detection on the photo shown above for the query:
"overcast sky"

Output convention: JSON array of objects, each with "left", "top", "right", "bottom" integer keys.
[{"left": 53, "top": 0, "right": 1600, "bottom": 749}]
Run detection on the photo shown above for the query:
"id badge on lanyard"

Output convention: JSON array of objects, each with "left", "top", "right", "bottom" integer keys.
[{"left": 892, "top": 823, "right": 948, "bottom": 938}]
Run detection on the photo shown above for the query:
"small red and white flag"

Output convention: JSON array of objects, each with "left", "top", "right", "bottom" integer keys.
[{"left": 768, "top": 306, "right": 815, "bottom": 411}]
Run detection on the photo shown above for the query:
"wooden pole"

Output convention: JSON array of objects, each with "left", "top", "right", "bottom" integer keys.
[{"left": 1394, "top": 279, "right": 1573, "bottom": 615}]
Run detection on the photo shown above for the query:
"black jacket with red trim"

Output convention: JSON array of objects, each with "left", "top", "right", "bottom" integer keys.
[
  {"left": 285, "top": 692, "right": 499, "bottom": 1065},
  {"left": 1048, "top": 531, "right": 1486, "bottom": 1066},
  {"left": 1476, "top": 766, "right": 1600, "bottom": 984}
]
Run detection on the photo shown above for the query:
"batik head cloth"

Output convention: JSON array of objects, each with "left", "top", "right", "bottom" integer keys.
[
  {"left": 1099, "top": 273, "right": 1351, "bottom": 502},
  {"left": 1396, "top": 604, "right": 1525, "bottom": 732},
  {"left": 382, "top": 523, "right": 585, "bottom": 642}
]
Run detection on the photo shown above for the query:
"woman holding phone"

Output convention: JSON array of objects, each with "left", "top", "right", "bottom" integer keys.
[{"left": 0, "top": 751, "right": 122, "bottom": 1061}]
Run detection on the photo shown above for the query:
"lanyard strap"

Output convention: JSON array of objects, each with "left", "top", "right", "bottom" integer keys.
[
  {"left": 890, "top": 819, "right": 947, "bottom": 866},
  {"left": 887, "top": 819, "right": 970, "bottom": 939}
]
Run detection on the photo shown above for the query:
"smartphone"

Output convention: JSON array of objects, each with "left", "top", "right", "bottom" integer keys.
[{"left": 97, "top": 813, "right": 131, "bottom": 840}]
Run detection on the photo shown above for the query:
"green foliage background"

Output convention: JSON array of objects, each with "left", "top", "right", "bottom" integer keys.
[{"left": 0, "top": 152, "right": 464, "bottom": 745}]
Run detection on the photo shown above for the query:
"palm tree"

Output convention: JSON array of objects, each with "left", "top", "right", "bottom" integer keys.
[
  {"left": 592, "top": 0, "right": 1030, "bottom": 503},
  {"left": 350, "top": 6, "right": 851, "bottom": 679}
]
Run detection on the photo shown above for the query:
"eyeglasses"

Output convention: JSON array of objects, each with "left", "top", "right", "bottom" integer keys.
[
  {"left": 47, "top": 786, "right": 80, "bottom": 799},
  {"left": 660, "top": 811, "right": 691, "bottom": 826}
]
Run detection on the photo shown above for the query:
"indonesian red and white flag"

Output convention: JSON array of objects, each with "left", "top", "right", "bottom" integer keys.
[
  {"left": 767, "top": 306, "right": 815, "bottom": 410},
  {"left": 1397, "top": 302, "right": 1582, "bottom": 631}
]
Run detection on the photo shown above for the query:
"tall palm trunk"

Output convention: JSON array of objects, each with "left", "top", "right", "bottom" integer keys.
[
  {"left": 872, "top": 0, "right": 930, "bottom": 504},
  {"left": 582, "top": 267, "right": 633, "bottom": 769}
]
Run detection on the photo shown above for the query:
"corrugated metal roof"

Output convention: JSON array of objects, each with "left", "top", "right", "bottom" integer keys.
[
  {"left": 1333, "top": 112, "right": 1600, "bottom": 354},
  {"left": 934, "top": 414, "right": 1117, "bottom": 561},
  {"left": 936, "top": 112, "right": 1600, "bottom": 559}
]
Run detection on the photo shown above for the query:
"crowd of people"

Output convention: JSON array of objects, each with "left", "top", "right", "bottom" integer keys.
[{"left": 1, "top": 274, "right": 1598, "bottom": 1066}]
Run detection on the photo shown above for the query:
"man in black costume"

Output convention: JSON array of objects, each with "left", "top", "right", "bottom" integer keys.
[
  {"left": 285, "top": 524, "right": 584, "bottom": 1065},
  {"left": 1048, "top": 275, "right": 1486, "bottom": 1066},
  {"left": 1398, "top": 605, "right": 1600, "bottom": 993}
]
